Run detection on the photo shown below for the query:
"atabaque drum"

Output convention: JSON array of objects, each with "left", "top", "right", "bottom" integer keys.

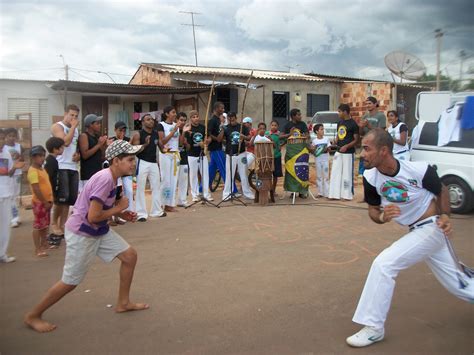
[{"left": 254, "top": 142, "right": 274, "bottom": 173}]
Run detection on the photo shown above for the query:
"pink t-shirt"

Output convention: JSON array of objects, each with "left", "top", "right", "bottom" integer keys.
[{"left": 65, "top": 169, "right": 117, "bottom": 237}]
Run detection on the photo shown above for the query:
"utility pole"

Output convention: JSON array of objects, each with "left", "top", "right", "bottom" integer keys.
[
  {"left": 180, "top": 11, "right": 203, "bottom": 67},
  {"left": 59, "top": 54, "right": 69, "bottom": 110},
  {"left": 435, "top": 29, "right": 443, "bottom": 91},
  {"left": 459, "top": 50, "right": 467, "bottom": 83}
]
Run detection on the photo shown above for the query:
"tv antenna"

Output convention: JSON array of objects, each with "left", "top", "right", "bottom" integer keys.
[
  {"left": 180, "top": 11, "right": 203, "bottom": 66},
  {"left": 384, "top": 51, "right": 426, "bottom": 83}
]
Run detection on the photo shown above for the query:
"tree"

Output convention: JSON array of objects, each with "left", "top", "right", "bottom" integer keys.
[{"left": 416, "top": 74, "right": 461, "bottom": 91}]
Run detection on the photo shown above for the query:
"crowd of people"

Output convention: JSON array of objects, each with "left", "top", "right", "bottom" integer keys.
[{"left": 0, "top": 97, "right": 471, "bottom": 347}]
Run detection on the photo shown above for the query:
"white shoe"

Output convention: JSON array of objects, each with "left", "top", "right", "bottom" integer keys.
[
  {"left": 177, "top": 202, "right": 190, "bottom": 207},
  {"left": 234, "top": 192, "right": 242, "bottom": 198},
  {"left": 346, "top": 326, "right": 384, "bottom": 347},
  {"left": 222, "top": 195, "right": 231, "bottom": 202},
  {"left": 244, "top": 195, "right": 255, "bottom": 200},
  {"left": 11, "top": 221, "right": 19, "bottom": 228},
  {"left": 0, "top": 255, "right": 16, "bottom": 263},
  {"left": 205, "top": 196, "right": 214, "bottom": 201},
  {"left": 192, "top": 197, "right": 200, "bottom": 202}
]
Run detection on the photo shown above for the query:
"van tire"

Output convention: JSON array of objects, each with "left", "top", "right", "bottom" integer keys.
[{"left": 441, "top": 176, "right": 473, "bottom": 214}]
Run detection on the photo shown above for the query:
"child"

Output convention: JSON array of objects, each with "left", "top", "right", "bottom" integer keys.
[
  {"left": 24, "top": 140, "right": 149, "bottom": 333},
  {"left": 176, "top": 112, "right": 190, "bottom": 207},
  {"left": 27, "top": 146, "right": 53, "bottom": 257},
  {"left": 184, "top": 110, "right": 213, "bottom": 202},
  {"left": 0, "top": 129, "right": 25, "bottom": 263},
  {"left": 269, "top": 120, "right": 283, "bottom": 195},
  {"left": 311, "top": 124, "right": 330, "bottom": 198},
  {"left": 44, "top": 137, "right": 65, "bottom": 246},
  {"left": 251, "top": 122, "right": 272, "bottom": 144},
  {"left": 5, "top": 128, "right": 23, "bottom": 228}
]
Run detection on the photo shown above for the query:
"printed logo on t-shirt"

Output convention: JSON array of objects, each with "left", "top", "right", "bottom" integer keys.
[
  {"left": 230, "top": 131, "right": 240, "bottom": 145},
  {"left": 0, "top": 158, "right": 8, "bottom": 174},
  {"left": 381, "top": 180, "right": 409, "bottom": 203},
  {"left": 193, "top": 132, "right": 203, "bottom": 145},
  {"left": 408, "top": 179, "right": 418, "bottom": 187},
  {"left": 338, "top": 125, "right": 347, "bottom": 140},
  {"left": 314, "top": 144, "right": 327, "bottom": 157}
]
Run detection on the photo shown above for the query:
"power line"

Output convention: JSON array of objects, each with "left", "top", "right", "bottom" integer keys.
[{"left": 0, "top": 67, "right": 63, "bottom": 73}]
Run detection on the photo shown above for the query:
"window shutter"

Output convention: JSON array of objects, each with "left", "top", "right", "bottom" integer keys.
[{"left": 7, "top": 98, "right": 49, "bottom": 129}]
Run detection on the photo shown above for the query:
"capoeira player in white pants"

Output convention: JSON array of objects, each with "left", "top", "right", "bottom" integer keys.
[
  {"left": 158, "top": 106, "right": 185, "bottom": 213},
  {"left": 346, "top": 128, "right": 473, "bottom": 348}
]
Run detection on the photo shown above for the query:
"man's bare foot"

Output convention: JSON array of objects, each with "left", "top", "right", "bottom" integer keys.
[
  {"left": 164, "top": 206, "right": 178, "bottom": 212},
  {"left": 24, "top": 313, "right": 57, "bottom": 333},
  {"left": 36, "top": 251, "right": 48, "bottom": 258},
  {"left": 115, "top": 302, "right": 150, "bottom": 313}
]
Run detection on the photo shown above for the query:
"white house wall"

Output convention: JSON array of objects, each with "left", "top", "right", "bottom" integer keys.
[{"left": 0, "top": 79, "right": 82, "bottom": 147}]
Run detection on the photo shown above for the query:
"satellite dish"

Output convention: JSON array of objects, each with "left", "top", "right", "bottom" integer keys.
[{"left": 384, "top": 51, "right": 426, "bottom": 82}]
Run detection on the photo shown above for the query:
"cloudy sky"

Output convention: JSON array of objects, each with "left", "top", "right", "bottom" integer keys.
[{"left": 1, "top": 0, "right": 473, "bottom": 84}]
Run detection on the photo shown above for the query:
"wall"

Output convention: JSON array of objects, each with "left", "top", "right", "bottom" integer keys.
[
  {"left": 0, "top": 79, "right": 82, "bottom": 146},
  {"left": 340, "top": 82, "right": 393, "bottom": 120}
]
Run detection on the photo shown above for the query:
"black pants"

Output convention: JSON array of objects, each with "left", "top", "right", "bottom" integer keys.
[{"left": 56, "top": 169, "right": 79, "bottom": 205}]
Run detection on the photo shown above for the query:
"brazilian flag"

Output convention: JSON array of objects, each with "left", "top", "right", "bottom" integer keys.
[{"left": 284, "top": 143, "right": 310, "bottom": 193}]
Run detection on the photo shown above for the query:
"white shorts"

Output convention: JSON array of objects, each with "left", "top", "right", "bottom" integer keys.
[{"left": 62, "top": 228, "right": 130, "bottom": 285}]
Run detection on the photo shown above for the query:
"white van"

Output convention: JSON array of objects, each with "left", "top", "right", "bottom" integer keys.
[{"left": 410, "top": 91, "right": 474, "bottom": 214}]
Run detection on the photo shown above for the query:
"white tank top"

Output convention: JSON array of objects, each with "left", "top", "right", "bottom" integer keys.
[
  {"left": 387, "top": 122, "right": 408, "bottom": 154},
  {"left": 56, "top": 121, "right": 79, "bottom": 171},
  {"left": 160, "top": 121, "right": 179, "bottom": 152}
]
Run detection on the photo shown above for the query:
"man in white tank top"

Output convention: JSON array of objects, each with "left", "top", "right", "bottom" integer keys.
[
  {"left": 346, "top": 129, "right": 473, "bottom": 348},
  {"left": 4, "top": 128, "right": 23, "bottom": 227},
  {"left": 50, "top": 104, "right": 80, "bottom": 238}
]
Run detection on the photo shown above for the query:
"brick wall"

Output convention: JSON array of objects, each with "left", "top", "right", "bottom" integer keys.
[{"left": 340, "top": 82, "right": 394, "bottom": 120}]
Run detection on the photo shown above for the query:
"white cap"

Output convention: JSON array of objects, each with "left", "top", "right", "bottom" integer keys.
[{"left": 242, "top": 117, "right": 253, "bottom": 123}]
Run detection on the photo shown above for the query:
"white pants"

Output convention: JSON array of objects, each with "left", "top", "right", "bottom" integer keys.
[
  {"left": 188, "top": 156, "right": 211, "bottom": 200},
  {"left": 177, "top": 163, "right": 189, "bottom": 205},
  {"left": 223, "top": 153, "right": 254, "bottom": 199},
  {"left": 0, "top": 197, "right": 13, "bottom": 259},
  {"left": 315, "top": 158, "right": 329, "bottom": 197},
  {"left": 353, "top": 218, "right": 474, "bottom": 329},
  {"left": 328, "top": 152, "right": 354, "bottom": 200},
  {"left": 121, "top": 176, "right": 134, "bottom": 211},
  {"left": 246, "top": 152, "right": 255, "bottom": 170},
  {"left": 159, "top": 152, "right": 180, "bottom": 207},
  {"left": 135, "top": 159, "right": 163, "bottom": 219},
  {"left": 11, "top": 175, "right": 21, "bottom": 224}
]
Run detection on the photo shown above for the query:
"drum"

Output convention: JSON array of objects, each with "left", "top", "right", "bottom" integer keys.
[{"left": 254, "top": 142, "right": 274, "bottom": 173}]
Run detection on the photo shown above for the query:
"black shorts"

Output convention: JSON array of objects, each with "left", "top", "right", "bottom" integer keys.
[
  {"left": 273, "top": 158, "right": 283, "bottom": 177},
  {"left": 56, "top": 169, "right": 79, "bottom": 205}
]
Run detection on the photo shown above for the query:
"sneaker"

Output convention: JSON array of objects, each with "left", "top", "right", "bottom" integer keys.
[
  {"left": 0, "top": 255, "right": 16, "bottom": 263},
  {"left": 192, "top": 197, "right": 200, "bottom": 202},
  {"left": 235, "top": 193, "right": 242, "bottom": 198},
  {"left": 346, "top": 326, "right": 384, "bottom": 347},
  {"left": 150, "top": 212, "right": 167, "bottom": 218},
  {"left": 205, "top": 196, "right": 214, "bottom": 201},
  {"left": 137, "top": 217, "right": 147, "bottom": 222},
  {"left": 177, "top": 202, "right": 190, "bottom": 208},
  {"left": 222, "top": 195, "right": 231, "bottom": 202},
  {"left": 11, "top": 221, "right": 19, "bottom": 228}
]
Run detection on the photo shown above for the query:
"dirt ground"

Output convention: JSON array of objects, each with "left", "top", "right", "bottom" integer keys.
[{"left": 1, "top": 184, "right": 473, "bottom": 355}]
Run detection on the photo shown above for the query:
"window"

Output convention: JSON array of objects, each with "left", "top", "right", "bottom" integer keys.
[
  {"left": 149, "top": 101, "right": 158, "bottom": 111},
  {"left": 134, "top": 102, "right": 143, "bottom": 130},
  {"left": 7, "top": 98, "right": 48, "bottom": 129},
  {"left": 272, "top": 91, "right": 289, "bottom": 119},
  {"left": 307, "top": 94, "right": 330, "bottom": 117},
  {"left": 214, "top": 88, "right": 238, "bottom": 113}
]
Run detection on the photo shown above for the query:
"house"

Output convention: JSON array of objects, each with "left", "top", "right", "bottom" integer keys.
[
  {"left": 129, "top": 63, "right": 342, "bottom": 128},
  {"left": 0, "top": 79, "right": 208, "bottom": 147},
  {"left": 130, "top": 63, "right": 427, "bottom": 130}
]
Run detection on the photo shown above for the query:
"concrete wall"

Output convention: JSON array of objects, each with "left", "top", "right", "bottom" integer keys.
[{"left": 0, "top": 79, "right": 82, "bottom": 146}]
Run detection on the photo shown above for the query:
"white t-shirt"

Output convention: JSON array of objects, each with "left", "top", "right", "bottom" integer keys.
[
  {"left": 56, "top": 121, "right": 79, "bottom": 171},
  {"left": 0, "top": 146, "right": 14, "bottom": 198},
  {"left": 254, "top": 135, "right": 271, "bottom": 143},
  {"left": 311, "top": 137, "right": 330, "bottom": 163},
  {"left": 363, "top": 160, "right": 437, "bottom": 226},
  {"left": 7, "top": 142, "right": 22, "bottom": 176},
  {"left": 387, "top": 122, "right": 409, "bottom": 154},
  {"left": 160, "top": 121, "right": 179, "bottom": 152}
]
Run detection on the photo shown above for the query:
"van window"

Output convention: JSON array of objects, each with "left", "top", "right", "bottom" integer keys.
[{"left": 419, "top": 122, "right": 474, "bottom": 148}]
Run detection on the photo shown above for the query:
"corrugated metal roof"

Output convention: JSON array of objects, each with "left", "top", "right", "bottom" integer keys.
[
  {"left": 141, "top": 63, "right": 324, "bottom": 81},
  {"left": 50, "top": 80, "right": 210, "bottom": 95}
]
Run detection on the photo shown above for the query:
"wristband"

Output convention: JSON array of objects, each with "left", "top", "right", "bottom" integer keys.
[{"left": 379, "top": 211, "right": 385, "bottom": 223}]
